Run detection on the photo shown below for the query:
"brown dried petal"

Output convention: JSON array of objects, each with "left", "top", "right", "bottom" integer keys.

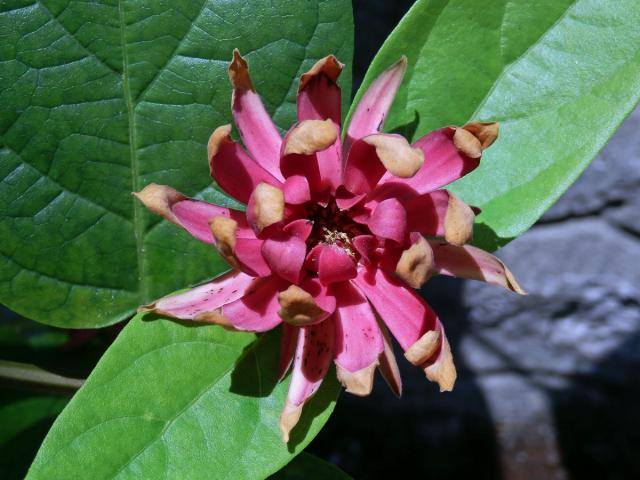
[
  {"left": 278, "top": 285, "right": 326, "bottom": 326},
  {"left": 251, "top": 183, "right": 284, "bottom": 231},
  {"left": 336, "top": 362, "right": 378, "bottom": 397},
  {"left": 299, "top": 55, "right": 343, "bottom": 92},
  {"left": 404, "top": 330, "right": 440, "bottom": 365},
  {"left": 396, "top": 236, "right": 434, "bottom": 288},
  {"left": 444, "top": 192, "right": 475, "bottom": 246},
  {"left": 209, "top": 216, "right": 239, "bottom": 268},
  {"left": 283, "top": 119, "right": 338, "bottom": 156},
  {"left": 363, "top": 134, "right": 424, "bottom": 178},
  {"left": 228, "top": 48, "right": 254, "bottom": 91},
  {"left": 133, "top": 184, "right": 186, "bottom": 225}
]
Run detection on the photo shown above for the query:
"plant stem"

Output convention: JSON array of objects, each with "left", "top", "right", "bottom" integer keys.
[{"left": 0, "top": 360, "right": 83, "bottom": 395}]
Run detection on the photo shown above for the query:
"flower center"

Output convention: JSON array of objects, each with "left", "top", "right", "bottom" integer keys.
[{"left": 306, "top": 200, "right": 368, "bottom": 259}]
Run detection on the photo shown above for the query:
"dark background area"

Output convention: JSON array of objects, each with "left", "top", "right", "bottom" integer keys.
[
  {"left": 2, "top": 1, "right": 640, "bottom": 479},
  {"left": 309, "top": 2, "right": 640, "bottom": 479}
]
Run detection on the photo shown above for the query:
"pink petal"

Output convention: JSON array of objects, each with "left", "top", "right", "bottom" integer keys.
[
  {"left": 342, "top": 138, "right": 387, "bottom": 195},
  {"left": 144, "top": 270, "right": 255, "bottom": 320},
  {"left": 297, "top": 56, "right": 342, "bottom": 124},
  {"left": 286, "top": 318, "right": 335, "bottom": 406},
  {"left": 261, "top": 232, "right": 306, "bottom": 283},
  {"left": 429, "top": 241, "right": 526, "bottom": 294},
  {"left": 304, "top": 243, "right": 323, "bottom": 273},
  {"left": 208, "top": 125, "right": 282, "bottom": 204},
  {"left": 234, "top": 238, "right": 271, "bottom": 277},
  {"left": 368, "top": 197, "right": 407, "bottom": 243},
  {"left": 317, "top": 244, "right": 357, "bottom": 285},
  {"left": 333, "top": 281, "right": 384, "bottom": 372},
  {"left": 283, "top": 175, "right": 311, "bottom": 205},
  {"left": 353, "top": 267, "right": 438, "bottom": 350},
  {"left": 278, "top": 324, "right": 299, "bottom": 380},
  {"left": 299, "top": 276, "right": 337, "bottom": 317},
  {"left": 229, "top": 51, "right": 284, "bottom": 181},
  {"left": 403, "top": 190, "right": 449, "bottom": 236},
  {"left": 344, "top": 56, "right": 407, "bottom": 154},
  {"left": 283, "top": 218, "right": 313, "bottom": 241},
  {"left": 380, "top": 128, "right": 479, "bottom": 193},
  {"left": 352, "top": 235, "right": 377, "bottom": 264},
  {"left": 335, "top": 186, "right": 366, "bottom": 210},
  {"left": 222, "top": 276, "right": 286, "bottom": 332},
  {"left": 134, "top": 184, "right": 254, "bottom": 244}
]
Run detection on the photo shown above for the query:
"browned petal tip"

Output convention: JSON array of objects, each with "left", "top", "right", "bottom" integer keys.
[
  {"left": 363, "top": 134, "right": 424, "bottom": 178},
  {"left": 453, "top": 121, "right": 499, "bottom": 157},
  {"left": 133, "top": 183, "right": 185, "bottom": 224},
  {"left": 299, "top": 55, "right": 343, "bottom": 92},
  {"left": 278, "top": 284, "right": 326, "bottom": 326},
  {"left": 424, "top": 337, "right": 457, "bottom": 392},
  {"left": 251, "top": 183, "right": 284, "bottom": 231},
  {"left": 207, "top": 124, "right": 233, "bottom": 161},
  {"left": 502, "top": 261, "right": 528, "bottom": 295},
  {"left": 279, "top": 401, "right": 303, "bottom": 443},
  {"left": 336, "top": 363, "right": 377, "bottom": 397},
  {"left": 396, "top": 236, "right": 434, "bottom": 288},
  {"left": 228, "top": 48, "right": 254, "bottom": 91},
  {"left": 209, "top": 215, "right": 239, "bottom": 269},
  {"left": 283, "top": 119, "right": 338, "bottom": 156},
  {"left": 137, "top": 302, "right": 157, "bottom": 314},
  {"left": 404, "top": 330, "right": 440, "bottom": 365},
  {"left": 193, "top": 310, "right": 236, "bottom": 330},
  {"left": 444, "top": 192, "right": 475, "bottom": 246}
]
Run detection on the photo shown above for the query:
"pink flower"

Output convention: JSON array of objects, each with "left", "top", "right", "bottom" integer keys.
[{"left": 135, "top": 50, "right": 525, "bottom": 442}]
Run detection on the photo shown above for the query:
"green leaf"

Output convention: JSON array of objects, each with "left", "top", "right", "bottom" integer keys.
[
  {"left": 269, "top": 453, "right": 352, "bottom": 480},
  {"left": 350, "top": 0, "right": 640, "bottom": 250},
  {"left": 0, "top": 390, "right": 68, "bottom": 480},
  {"left": 0, "top": 0, "right": 353, "bottom": 327},
  {"left": 27, "top": 314, "right": 340, "bottom": 479}
]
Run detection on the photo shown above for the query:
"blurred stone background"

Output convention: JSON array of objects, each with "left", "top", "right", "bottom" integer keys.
[{"left": 309, "top": 2, "right": 640, "bottom": 479}]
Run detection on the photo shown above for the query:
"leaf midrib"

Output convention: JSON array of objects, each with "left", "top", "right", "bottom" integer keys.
[{"left": 117, "top": 0, "right": 146, "bottom": 302}]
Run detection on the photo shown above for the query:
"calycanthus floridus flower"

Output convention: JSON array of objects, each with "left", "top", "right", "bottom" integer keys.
[{"left": 134, "top": 50, "right": 526, "bottom": 442}]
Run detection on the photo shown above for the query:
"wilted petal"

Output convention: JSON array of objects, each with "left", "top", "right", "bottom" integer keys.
[
  {"left": 138, "top": 270, "right": 255, "bottom": 323},
  {"left": 345, "top": 56, "right": 407, "bottom": 154},
  {"left": 429, "top": 241, "right": 526, "bottom": 294},
  {"left": 333, "top": 281, "right": 383, "bottom": 395},
  {"left": 318, "top": 244, "right": 357, "bottom": 285},
  {"left": 134, "top": 183, "right": 253, "bottom": 243},
  {"left": 453, "top": 122, "right": 499, "bottom": 158},
  {"left": 246, "top": 182, "right": 285, "bottom": 233},
  {"left": 396, "top": 235, "right": 434, "bottom": 289},
  {"left": 208, "top": 124, "right": 282, "bottom": 203},
  {"left": 380, "top": 128, "right": 480, "bottom": 193},
  {"left": 228, "top": 49, "right": 284, "bottom": 180},
  {"left": 261, "top": 232, "right": 306, "bottom": 283},
  {"left": 277, "top": 279, "right": 336, "bottom": 326},
  {"left": 280, "top": 319, "right": 335, "bottom": 442},
  {"left": 422, "top": 320, "right": 457, "bottom": 392}
]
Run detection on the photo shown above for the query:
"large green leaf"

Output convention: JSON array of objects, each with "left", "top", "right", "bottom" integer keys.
[
  {"left": 0, "top": 0, "right": 353, "bottom": 328},
  {"left": 269, "top": 453, "right": 352, "bottom": 480},
  {"left": 27, "top": 313, "right": 340, "bottom": 479},
  {"left": 350, "top": 0, "right": 640, "bottom": 250}
]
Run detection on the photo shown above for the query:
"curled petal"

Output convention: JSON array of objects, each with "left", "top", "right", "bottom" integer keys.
[
  {"left": 404, "top": 330, "right": 440, "bottom": 365},
  {"left": 368, "top": 197, "right": 407, "bottom": 243},
  {"left": 423, "top": 321, "right": 457, "bottom": 392},
  {"left": 277, "top": 281, "right": 335, "bottom": 326},
  {"left": 134, "top": 183, "right": 252, "bottom": 243},
  {"left": 282, "top": 218, "right": 313, "bottom": 241},
  {"left": 342, "top": 138, "right": 387, "bottom": 195},
  {"left": 453, "top": 122, "right": 499, "bottom": 158},
  {"left": 380, "top": 128, "right": 480, "bottom": 193},
  {"left": 280, "top": 320, "right": 335, "bottom": 442},
  {"left": 261, "top": 232, "right": 306, "bottom": 284},
  {"left": 228, "top": 50, "right": 283, "bottom": 180},
  {"left": 345, "top": 56, "right": 407, "bottom": 153},
  {"left": 234, "top": 238, "right": 271, "bottom": 277},
  {"left": 208, "top": 124, "right": 281, "bottom": 203},
  {"left": 352, "top": 235, "right": 377, "bottom": 264},
  {"left": 396, "top": 235, "right": 434, "bottom": 289},
  {"left": 297, "top": 55, "right": 343, "bottom": 123},
  {"left": 138, "top": 270, "right": 254, "bottom": 322},
  {"left": 283, "top": 119, "right": 338, "bottom": 156},
  {"left": 443, "top": 192, "right": 475, "bottom": 246},
  {"left": 318, "top": 244, "right": 357, "bottom": 285},
  {"left": 429, "top": 241, "right": 526, "bottom": 294},
  {"left": 363, "top": 134, "right": 424, "bottom": 178},
  {"left": 209, "top": 216, "right": 239, "bottom": 269},
  {"left": 333, "top": 281, "right": 383, "bottom": 395},
  {"left": 247, "top": 183, "right": 284, "bottom": 233}
]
